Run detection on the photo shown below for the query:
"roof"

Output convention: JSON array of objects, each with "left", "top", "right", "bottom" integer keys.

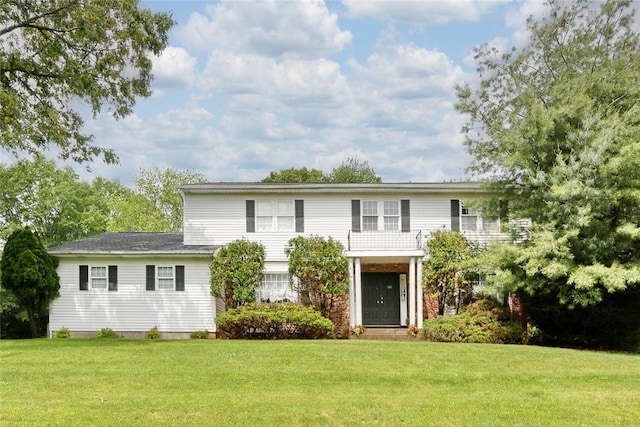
[
  {"left": 180, "top": 181, "right": 487, "bottom": 195},
  {"left": 47, "top": 232, "right": 217, "bottom": 256}
]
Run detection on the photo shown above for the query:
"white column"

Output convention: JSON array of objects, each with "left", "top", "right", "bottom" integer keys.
[
  {"left": 399, "top": 274, "right": 408, "bottom": 326},
  {"left": 409, "top": 257, "right": 416, "bottom": 327},
  {"left": 354, "top": 258, "right": 362, "bottom": 325},
  {"left": 348, "top": 258, "right": 355, "bottom": 326},
  {"left": 416, "top": 258, "right": 424, "bottom": 328}
]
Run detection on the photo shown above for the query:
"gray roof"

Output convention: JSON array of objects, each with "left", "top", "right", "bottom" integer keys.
[{"left": 48, "top": 232, "right": 217, "bottom": 255}]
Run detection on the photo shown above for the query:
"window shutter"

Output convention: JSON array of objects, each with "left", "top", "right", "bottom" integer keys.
[
  {"left": 146, "top": 265, "right": 155, "bottom": 291},
  {"left": 401, "top": 199, "right": 410, "bottom": 232},
  {"left": 108, "top": 265, "right": 118, "bottom": 291},
  {"left": 295, "top": 200, "right": 304, "bottom": 232},
  {"left": 175, "top": 266, "right": 185, "bottom": 291},
  {"left": 79, "top": 265, "right": 89, "bottom": 291},
  {"left": 246, "top": 200, "right": 255, "bottom": 232},
  {"left": 451, "top": 199, "right": 460, "bottom": 231},
  {"left": 351, "top": 200, "right": 361, "bottom": 232}
]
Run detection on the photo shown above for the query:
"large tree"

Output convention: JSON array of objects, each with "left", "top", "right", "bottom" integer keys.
[
  {"left": 456, "top": 0, "right": 640, "bottom": 347},
  {"left": 0, "top": 0, "right": 173, "bottom": 164},
  {"left": 1, "top": 228, "right": 60, "bottom": 337},
  {"left": 262, "top": 157, "right": 382, "bottom": 183},
  {"left": 261, "top": 167, "right": 326, "bottom": 183}
]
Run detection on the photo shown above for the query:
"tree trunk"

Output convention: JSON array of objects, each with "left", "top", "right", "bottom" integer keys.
[{"left": 26, "top": 307, "right": 40, "bottom": 338}]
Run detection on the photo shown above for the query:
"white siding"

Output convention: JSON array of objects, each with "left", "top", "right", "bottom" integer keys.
[
  {"left": 183, "top": 191, "right": 505, "bottom": 259},
  {"left": 49, "top": 256, "right": 215, "bottom": 334}
]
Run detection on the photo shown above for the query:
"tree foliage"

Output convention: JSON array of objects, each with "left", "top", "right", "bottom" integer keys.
[
  {"left": 0, "top": 154, "right": 109, "bottom": 247},
  {"left": 261, "top": 156, "right": 382, "bottom": 183},
  {"left": 422, "top": 230, "right": 476, "bottom": 316},
  {"left": 456, "top": 0, "right": 640, "bottom": 309},
  {"left": 210, "top": 239, "right": 266, "bottom": 310},
  {"left": 285, "top": 235, "right": 349, "bottom": 315},
  {"left": 0, "top": 0, "right": 173, "bottom": 164},
  {"left": 1, "top": 228, "right": 59, "bottom": 337}
]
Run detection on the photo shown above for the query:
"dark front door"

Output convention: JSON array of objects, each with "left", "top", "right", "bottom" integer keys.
[{"left": 362, "top": 273, "right": 400, "bottom": 326}]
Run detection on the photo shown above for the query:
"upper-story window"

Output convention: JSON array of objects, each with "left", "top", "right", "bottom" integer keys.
[
  {"left": 248, "top": 200, "right": 303, "bottom": 232},
  {"left": 362, "top": 200, "right": 378, "bottom": 231},
  {"left": 384, "top": 201, "right": 399, "bottom": 231},
  {"left": 352, "top": 199, "right": 410, "bottom": 233}
]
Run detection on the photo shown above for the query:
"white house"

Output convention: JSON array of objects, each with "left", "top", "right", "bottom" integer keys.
[{"left": 48, "top": 182, "right": 507, "bottom": 338}]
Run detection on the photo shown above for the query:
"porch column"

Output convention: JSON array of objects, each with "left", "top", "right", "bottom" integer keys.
[
  {"left": 409, "top": 257, "right": 416, "bottom": 327},
  {"left": 416, "top": 258, "right": 424, "bottom": 328},
  {"left": 354, "top": 257, "right": 362, "bottom": 325},
  {"left": 348, "top": 258, "right": 355, "bottom": 326}
]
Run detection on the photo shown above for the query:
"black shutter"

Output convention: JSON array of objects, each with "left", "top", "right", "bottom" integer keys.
[
  {"left": 246, "top": 200, "right": 255, "bottom": 232},
  {"left": 401, "top": 200, "right": 410, "bottom": 232},
  {"left": 146, "top": 265, "right": 155, "bottom": 291},
  {"left": 351, "top": 200, "right": 361, "bottom": 232},
  {"left": 108, "top": 265, "right": 118, "bottom": 291},
  {"left": 295, "top": 200, "right": 304, "bottom": 232},
  {"left": 175, "top": 266, "right": 185, "bottom": 291},
  {"left": 451, "top": 199, "right": 460, "bottom": 231},
  {"left": 79, "top": 265, "right": 89, "bottom": 291}
]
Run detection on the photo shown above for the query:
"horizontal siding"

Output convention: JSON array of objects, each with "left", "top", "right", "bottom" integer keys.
[
  {"left": 183, "top": 191, "right": 506, "bottom": 259},
  {"left": 49, "top": 257, "right": 216, "bottom": 333}
]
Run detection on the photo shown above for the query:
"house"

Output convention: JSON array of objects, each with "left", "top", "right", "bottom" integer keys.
[{"left": 48, "top": 182, "right": 507, "bottom": 338}]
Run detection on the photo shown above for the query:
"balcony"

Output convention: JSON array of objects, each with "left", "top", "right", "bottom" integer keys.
[{"left": 347, "top": 230, "right": 423, "bottom": 251}]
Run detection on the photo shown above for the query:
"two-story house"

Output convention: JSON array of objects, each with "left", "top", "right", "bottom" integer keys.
[{"left": 48, "top": 182, "right": 505, "bottom": 338}]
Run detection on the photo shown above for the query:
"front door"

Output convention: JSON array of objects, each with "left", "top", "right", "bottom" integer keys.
[{"left": 362, "top": 273, "right": 400, "bottom": 326}]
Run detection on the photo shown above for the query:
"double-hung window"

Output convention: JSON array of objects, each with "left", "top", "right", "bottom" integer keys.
[
  {"left": 256, "top": 200, "right": 294, "bottom": 232},
  {"left": 383, "top": 201, "right": 399, "bottom": 231},
  {"left": 362, "top": 201, "right": 378, "bottom": 231},
  {"left": 157, "top": 267, "right": 175, "bottom": 290},
  {"left": 79, "top": 265, "right": 118, "bottom": 291},
  {"left": 461, "top": 206, "right": 479, "bottom": 231},
  {"left": 146, "top": 265, "right": 185, "bottom": 291},
  {"left": 91, "top": 266, "right": 107, "bottom": 290}
]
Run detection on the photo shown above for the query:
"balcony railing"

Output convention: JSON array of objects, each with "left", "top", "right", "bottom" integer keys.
[{"left": 347, "top": 230, "right": 423, "bottom": 251}]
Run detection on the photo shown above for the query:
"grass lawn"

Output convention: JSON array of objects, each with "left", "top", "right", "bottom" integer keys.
[{"left": 1, "top": 339, "right": 638, "bottom": 426}]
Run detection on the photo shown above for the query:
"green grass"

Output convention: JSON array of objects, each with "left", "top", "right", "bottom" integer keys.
[{"left": 1, "top": 339, "right": 638, "bottom": 426}]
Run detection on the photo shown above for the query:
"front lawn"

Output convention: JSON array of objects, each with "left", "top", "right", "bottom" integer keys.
[{"left": 1, "top": 339, "right": 638, "bottom": 426}]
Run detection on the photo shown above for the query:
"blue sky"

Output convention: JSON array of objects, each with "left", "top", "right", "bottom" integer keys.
[{"left": 5, "top": 0, "right": 635, "bottom": 186}]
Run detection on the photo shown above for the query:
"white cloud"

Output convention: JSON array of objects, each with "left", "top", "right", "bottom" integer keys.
[
  {"left": 151, "top": 46, "right": 197, "bottom": 88},
  {"left": 343, "top": 0, "right": 508, "bottom": 24},
  {"left": 179, "top": 0, "right": 352, "bottom": 58}
]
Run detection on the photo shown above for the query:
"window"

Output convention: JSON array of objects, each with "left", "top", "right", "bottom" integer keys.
[
  {"left": 383, "top": 201, "right": 399, "bottom": 231},
  {"left": 362, "top": 200, "right": 378, "bottom": 231},
  {"left": 461, "top": 206, "right": 479, "bottom": 231},
  {"left": 257, "top": 273, "right": 297, "bottom": 303},
  {"left": 256, "top": 200, "right": 294, "bottom": 231},
  {"left": 146, "top": 265, "right": 185, "bottom": 291},
  {"left": 482, "top": 218, "right": 500, "bottom": 232},
  {"left": 79, "top": 265, "right": 117, "bottom": 291}
]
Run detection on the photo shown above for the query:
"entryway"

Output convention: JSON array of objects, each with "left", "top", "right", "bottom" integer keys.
[{"left": 361, "top": 273, "right": 400, "bottom": 326}]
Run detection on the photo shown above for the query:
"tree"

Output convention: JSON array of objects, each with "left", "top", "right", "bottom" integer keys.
[
  {"left": 327, "top": 156, "right": 382, "bottom": 183},
  {"left": 210, "top": 239, "right": 265, "bottom": 309},
  {"left": 456, "top": 0, "right": 640, "bottom": 305},
  {"left": 1, "top": 228, "right": 60, "bottom": 337},
  {"left": 0, "top": 154, "right": 109, "bottom": 247},
  {"left": 285, "top": 235, "right": 349, "bottom": 336},
  {"left": 0, "top": 0, "right": 173, "bottom": 164},
  {"left": 261, "top": 167, "right": 326, "bottom": 183},
  {"left": 456, "top": 0, "right": 640, "bottom": 348},
  {"left": 131, "top": 166, "right": 207, "bottom": 232},
  {"left": 422, "top": 230, "right": 475, "bottom": 317}
]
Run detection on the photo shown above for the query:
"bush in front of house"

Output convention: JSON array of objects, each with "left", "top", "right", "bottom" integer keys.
[
  {"left": 53, "top": 327, "right": 71, "bottom": 338},
  {"left": 215, "top": 302, "right": 334, "bottom": 339},
  {"left": 420, "top": 299, "right": 525, "bottom": 344},
  {"left": 146, "top": 326, "right": 161, "bottom": 339},
  {"left": 190, "top": 330, "right": 208, "bottom": 339},
  {"left": 96, "top": 328, "right": 119, "bottom": 339}
]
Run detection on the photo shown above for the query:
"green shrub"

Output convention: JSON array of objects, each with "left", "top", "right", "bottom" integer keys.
[
  {"left": 420, "top": 299, "right": 525, "bottom": 344},
  {"left": 53, "top": 327, "right": 71, "bottom": 339},
  {"left": 190, "top": 330, "right": 208, "bottom": 339},
  {"left": 146, "top": 326, "right": 161, "bottom": 340},
  {"left": 215, "top": 303, "right": 334, "bottom": 339},
  {"left": 96, "top": 328, "right": 118, "bottom": 339}
]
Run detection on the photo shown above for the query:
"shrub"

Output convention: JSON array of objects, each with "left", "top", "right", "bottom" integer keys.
[
  {"left": 190, "top": 330, "right": 208, "bottom": 340},
  {"left": 215, "top": 303, "right": 334, "bottom": 339},
  {"left": 146, "top": 326, "right": 161, "bottom": 339},
  {"left": 420, "top": 299, "right": 525, "bottom": 344},
  {"left": 53, "top": 327, "right": 71, "bottom": 339},
  {"left": 96, "top": 328, "right": 118, "bottom": 339}
]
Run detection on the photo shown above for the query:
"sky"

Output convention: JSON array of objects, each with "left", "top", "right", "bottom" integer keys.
[{"left": 3, "top": 0, "right": 635, "bottom": 187}]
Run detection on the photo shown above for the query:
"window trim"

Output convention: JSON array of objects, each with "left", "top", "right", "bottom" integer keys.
[{"left": 254, "top": 199, "right": 296, "bottom": 232}]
